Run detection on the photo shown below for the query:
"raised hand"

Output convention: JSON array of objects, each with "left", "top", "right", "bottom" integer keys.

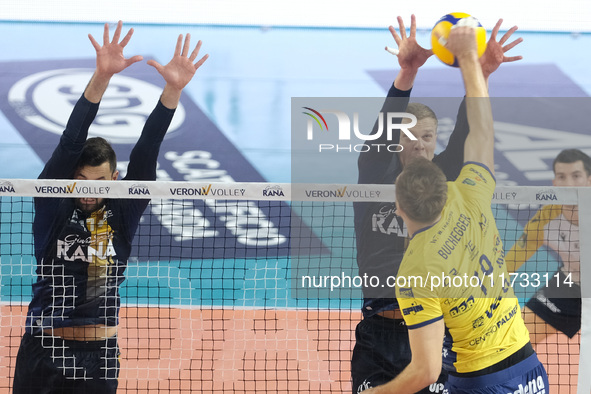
[
  {"left": 147, "top": 34, "right": 209, "bottom": 92},
  {"left": 479, "top": 19, "right": 523, "bottom": 80},
  {"left": 388, "top": 15, "right": 433, "bottom": 72},
  {"left": 445, "top": 26, "right": 479, "bottom": 61},
  {"left": 88, "top": 20, "right": 143, "bottom": 77}
]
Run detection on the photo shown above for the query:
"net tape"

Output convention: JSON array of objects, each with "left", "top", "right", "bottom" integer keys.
[{"left": 0, "top": 178, "right": 582, "bottom": 204}]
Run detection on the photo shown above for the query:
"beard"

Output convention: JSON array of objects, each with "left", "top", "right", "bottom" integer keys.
[{"left": 75, "top": 198, "right": 105, "bottom": 214}]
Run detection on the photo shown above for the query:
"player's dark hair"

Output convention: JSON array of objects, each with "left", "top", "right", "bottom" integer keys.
[
  {"left": 553, "top": 149, "right": 591, "bottom": 176},
  {"left": 396, "top": 157, "right": 447, "bottom": 224},
  {"left": 75, "top": 137, "right": 117, "bottom": 173}
]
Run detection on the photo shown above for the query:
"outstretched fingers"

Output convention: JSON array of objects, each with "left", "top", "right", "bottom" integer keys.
[
  {"left": 184, "top": 37, "right": 208, "bottom": 69},
  {"left": 499, "top": 25, "right": 519, "bottom": 45},
  {"left": 88, "top": 34, "right": 101, "bottom": 51},
  {"left": 498, "top": 24, "right": 523, "bottom": 60},
  {"left": 502, "top": 53, "right": 523, "bottom": 63},
  {"left": 489, "top": 19, "right": 502, "bottom": 42},
  {"left": 189, "top": 40, "right": 202, "bottom": 62},
  {"left": 503, "top": 37, "right": 523, "bottom": 52},
  {"left": 388, "top": 25, "right": 402, "bottom": 46},
  {"left": 93, "top": 21, "right": 135, "bottom": 49},
  {"left": 194, "top": 53, "right": 209, "bottom": 70},
  {"left": 182, "top": 34, "right": 191, "bottom": 57},
  {"left": 126, "top": 55, "right": 144, "bottom": 67},
  {"left": 174, "top": 34, "right": 183, "bottom": 57},
  {"left": 119, "top": 27, "right": 135, "bottom": 47},
  {"left": 102, "top": 22, "right": 110, "bottom": 45},
  {"left": 112, "top": 20, "right": 123, "bottom": 44},
  {"left": 397, "top": 16, "right": 407, "bottom": 40},
  {"left": 409, "top": 14, "right": 417, "bottom": 38}
]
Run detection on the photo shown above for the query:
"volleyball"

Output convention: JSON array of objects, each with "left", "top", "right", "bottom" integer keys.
[{"left": 431, "top": 12, "right": 487, "bottom": 67}]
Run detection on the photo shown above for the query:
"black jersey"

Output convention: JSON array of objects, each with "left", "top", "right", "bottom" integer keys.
[
  {"left": 354, "top": 86, "right": 469, "bottom": 317},
  {"left": 26, "top": 95, "right": 175, "bottom": 333}
]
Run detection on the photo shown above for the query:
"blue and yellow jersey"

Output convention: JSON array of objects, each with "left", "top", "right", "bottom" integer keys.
[
  {"left": 396, "top": 162, "right": 530, "bottom": 374},
  {"left": 26, "top": 95, "right": 175, "bottom": 334}
]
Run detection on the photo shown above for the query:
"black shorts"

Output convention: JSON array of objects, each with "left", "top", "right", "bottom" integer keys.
[
  {"left": 13, "top": 332, "right": 120, "bottom": 394},
  {"left": 525, "top": 271, "right": 581, "bottom": 338},
  {"left": 351, "top": 314, "right": 447, "bottom": 394}
]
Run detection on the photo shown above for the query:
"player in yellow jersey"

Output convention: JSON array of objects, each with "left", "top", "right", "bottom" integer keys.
[
  {"left": 505, "top": 149, "right": 590, "bottom": 368},
  {"left": 363, "top": 25, "right": 548, "bottom": 394}
]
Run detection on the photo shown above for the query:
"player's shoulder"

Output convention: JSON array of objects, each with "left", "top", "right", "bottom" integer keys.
[
  {"left": 403, "top": 232, "right": 446, "bottom": 273},
  {"left": 399, "top": 240, "right": 427, "bottom": 272},
  {"left": 459, "top": 161, "right": 495, "bottom": 183},
  {"left": 454, "top": 162, "right": 496, "bottom": 207}
]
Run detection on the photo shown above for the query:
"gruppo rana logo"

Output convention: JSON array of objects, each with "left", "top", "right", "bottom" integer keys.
[
  {"left": 302, "top": 107, "right": 417, "bottom": 153},
  {"left": 535, "top": 188, "right": 557, "bottom": 201},
  {"left": 129, "top": 183, "right": 150, "bottom": 196},
  {"left": 262, "top": 185, "right": 285, "bottom": 197},
  {"left": 0, "top": 180, "right": 15, "bottom": 193},
  {"left": 8, "top": 69, "right": 185, "bottom": 143}
]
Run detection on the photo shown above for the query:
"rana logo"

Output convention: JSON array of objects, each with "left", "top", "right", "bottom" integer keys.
[
  {"left": 129, "top": 184, "right": 150, "bottom": 196},
  {"left": 535, "top": 189, "right": 557, "bottom": 201},
  {"left": 262, "top": 185, "right": 285, "bottom": 197},
  {"left": 0, "top": 181, "right": 16, "bottom": 193},
  {"left": 8, "top": 68, "right": 185, "bottom": 143}
]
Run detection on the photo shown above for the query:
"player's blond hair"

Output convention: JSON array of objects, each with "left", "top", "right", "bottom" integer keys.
[
  {"left": 406, "top": 102, "right": 438, "bottom": 124},
  {"left": 396, "top": 157, "right": 447, "bottom": 223}
]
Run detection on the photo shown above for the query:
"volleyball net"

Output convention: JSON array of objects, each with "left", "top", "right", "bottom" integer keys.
[{"left": 0, "top": 179, "right": 590, "bottom": 393}]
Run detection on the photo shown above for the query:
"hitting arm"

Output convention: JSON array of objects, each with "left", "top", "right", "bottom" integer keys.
[{"left": 447, "top": 27, "right": 495, "bottom": 174}]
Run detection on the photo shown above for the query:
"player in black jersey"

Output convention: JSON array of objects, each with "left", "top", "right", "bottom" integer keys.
[
  {"left": 351, "top": 15, "right": 523, "bottom": 394},
  {"left": 13, "top": 21, "right": 208, "bottom": 394}
]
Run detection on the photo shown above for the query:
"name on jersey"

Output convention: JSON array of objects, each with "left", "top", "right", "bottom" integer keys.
[{"left": 437, "top": 213, "right": 471, "bottom": 260}]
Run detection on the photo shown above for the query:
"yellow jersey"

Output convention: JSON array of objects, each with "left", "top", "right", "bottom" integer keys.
[{"left": 396, "top": 162, "right": 530, "bottom": 374}]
